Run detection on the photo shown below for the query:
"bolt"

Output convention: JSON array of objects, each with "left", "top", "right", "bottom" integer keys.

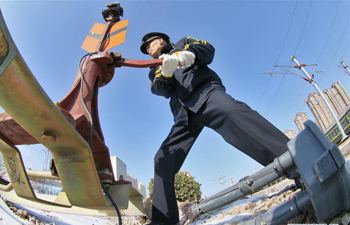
[
  {"left": 246, "top": 178, "right": 253, "bottom": 186},
  {"left": 41, "top": 130, "right": 58, "bottom": 143}
]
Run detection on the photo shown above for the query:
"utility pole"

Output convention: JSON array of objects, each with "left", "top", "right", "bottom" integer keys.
[
  {"left": 218, "top": 175, "right": 226, "bottom": 187},
  {"left": 341, "top": 61, "right": 350, "bottom": 75},
  {"left": 291, "top": 56, "right": 346, "bottom": 140}
]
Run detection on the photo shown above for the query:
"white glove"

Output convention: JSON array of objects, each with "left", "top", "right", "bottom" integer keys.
[
  {"left": 159, "top": 54, "right": 179, "bottom": 77},
  {"left": 177, "top": 51, "right": 195, "bottom": 68}
]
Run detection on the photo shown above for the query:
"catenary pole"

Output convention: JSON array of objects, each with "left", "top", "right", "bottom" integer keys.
[{"left": 292, "top": 55, "right": 346, "bottom": 140}]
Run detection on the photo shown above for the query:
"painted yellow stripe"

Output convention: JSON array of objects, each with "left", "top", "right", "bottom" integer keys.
[
  {"left": 326, "top": 108, "right": 350, "bottom": 142},
  {"left": 330, "top": 123, "right": 350, "bottom": 142}
]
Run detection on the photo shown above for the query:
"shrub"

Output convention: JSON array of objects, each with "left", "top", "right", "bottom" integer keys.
[{"left": 148, "top": 172, "right": 201, "bottom": 203}]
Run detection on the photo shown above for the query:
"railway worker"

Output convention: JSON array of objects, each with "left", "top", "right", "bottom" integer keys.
[{"left": 140, "top": 32, "right": 298, "bottom": 225}]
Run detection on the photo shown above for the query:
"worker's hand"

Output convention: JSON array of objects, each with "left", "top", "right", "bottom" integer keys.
[
  {"left": 177, "top": 51, "right": 195, "bottom": 68},
  {"left": 159, "top": 54, "right": 179, "bottom": 78}
]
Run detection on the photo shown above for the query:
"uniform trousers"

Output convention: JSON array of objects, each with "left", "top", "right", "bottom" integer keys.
[{"left": 151, "top": 89, "right": 290, "bottom": 224}]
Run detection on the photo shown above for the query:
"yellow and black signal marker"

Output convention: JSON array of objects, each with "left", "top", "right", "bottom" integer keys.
[{"left": 81, "top": 20, "right": 129, "bottom": 53}]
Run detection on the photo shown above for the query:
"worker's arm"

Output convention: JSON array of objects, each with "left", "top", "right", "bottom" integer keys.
[
  {"left": 149, "top": 65, "right": 175, "bottom": 99},
  {"left": 177, "top": 37, "right": 215, "bottom": 66}
]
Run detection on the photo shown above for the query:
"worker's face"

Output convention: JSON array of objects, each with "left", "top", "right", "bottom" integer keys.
[{"left": 146, "top": 38, "right": 164, "bottom": 59}]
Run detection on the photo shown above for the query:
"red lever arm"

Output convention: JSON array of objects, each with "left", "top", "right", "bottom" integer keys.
[
  {"left": 115, "top": 58, "right": 163, "bottom": 68},
  {"left": 111, "top": 52, "right": 162, "bottom": 68}
]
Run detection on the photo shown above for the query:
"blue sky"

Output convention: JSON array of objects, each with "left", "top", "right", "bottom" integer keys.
[{"left": 0, "top": 0, "right": 349, "bottom": 198}]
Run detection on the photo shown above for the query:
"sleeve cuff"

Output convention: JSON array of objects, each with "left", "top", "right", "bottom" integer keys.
[{"left": 161, "top": 74, "right": 174, "bottom": 81}]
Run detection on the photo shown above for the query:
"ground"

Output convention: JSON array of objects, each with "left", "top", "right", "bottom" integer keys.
[{"left": 2, "top": 138, "right": 350, "bottom": 225}]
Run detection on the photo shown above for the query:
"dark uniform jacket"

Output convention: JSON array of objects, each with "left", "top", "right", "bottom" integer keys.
[{"left": 149, "top": 37, "right": 225, "bottom": 125}]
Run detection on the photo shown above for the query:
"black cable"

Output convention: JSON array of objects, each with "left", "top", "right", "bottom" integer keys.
[
  {"left": 99, "top": 32, "right": 111, "bottom": 52},
  {"left": 101, "top": 181, "right": 123, "bottom": 224},
  {"left": 99, "top": 21, "right": 114, "bottom": 52},
  {"left": 78, "top": 53, "right": 123, "bottom": 225},
  {"left": 79, "top": 53, "right": 94, "bottom": 147}
]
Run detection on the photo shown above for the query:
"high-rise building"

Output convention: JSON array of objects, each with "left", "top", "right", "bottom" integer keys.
[
  {"left": 305, "top": 81, "right": 350, "bottom": 131},
  {"left": 324, "top": 81, "right": 350, "bottom": 116},
  {"left": 305, "top": 92, "right": 333, "bottom": 131},
  {"left": 284, "top": 129, "right": 298, "bottom": 139},
  {"left": 294, "top": 112, "right": 309, "bottom": 132}
]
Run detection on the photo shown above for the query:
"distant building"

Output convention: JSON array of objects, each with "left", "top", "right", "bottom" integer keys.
[
  {"left": 305, "top": 81, "right": 350, "bottom": 131},
  {"left": 110, "top": 156, "right": 147, "bottom": 198},
  {"left": 286, "top": 81, "right": 349, "bottom": 140},
  {"left": 294, "top": 112, "right": 309, "bottom": 132},
  {"left": 324, "top": 81, "right": 350, "bottom": 115},
  {"left": 110, "top": 156, "right": 127, "bottom": 181},
  {"left": 284, "top": 129, "right": 298, "bottom": 139},
  {"left": 306, "top": 92, "right": 333, "bottom": 131},
  {"left": 127, "top": 174, "right": 147, "bottom": 198}
]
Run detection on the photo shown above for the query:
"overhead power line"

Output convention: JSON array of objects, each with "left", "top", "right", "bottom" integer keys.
[
  {"left": 316, "top": 0, "right": 341, "bottom": 64},
  {"left": 260, "top": 0, "right": 314, "bottom": 116},
  {"left": 256, "top": 0, "right": 298, "bottom": 110},
  {"left": 293, "top": 0, "right": 313, "bottom": 56}
]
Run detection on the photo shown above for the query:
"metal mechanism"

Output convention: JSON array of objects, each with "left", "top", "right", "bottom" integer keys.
[
  {"left": 102, "top": 2, "right": 124, "bottom": 22},
  {"left": 341, "top": 61, "right": 350, "bottom": 75},
  {"left": 0, "top": 3, "right": 161, "bottom": 216},
  {"left": 190, "top": 120, "right": 350, "bottom": 224}
]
